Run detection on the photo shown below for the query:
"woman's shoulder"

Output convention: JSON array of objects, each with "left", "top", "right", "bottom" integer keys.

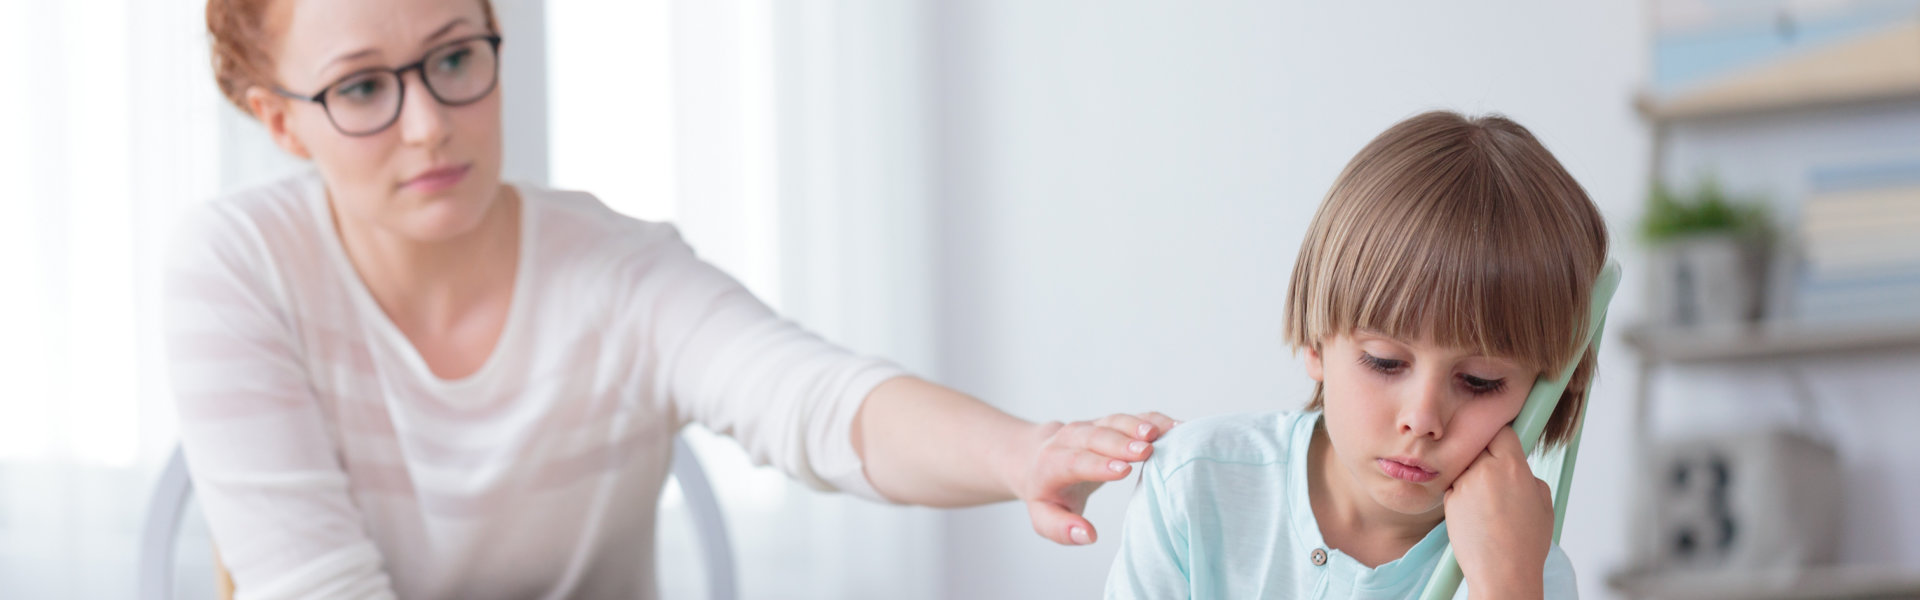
[
  {"left": 184, "top": 169, "right": 324, "bottom": 234},
  {"left": 516, "top": 182, "right": 689, "bottom": 257},
  {"left": 1144, "top": 411, "right": 1312, "bottom": 480},
  {"left": 172, "top": 170, "right": 330, "bottom": 272}
]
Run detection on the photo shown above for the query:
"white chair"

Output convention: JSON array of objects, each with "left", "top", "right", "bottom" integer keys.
[{"left": 140, "top": 437, "right": 738, "bottom": 599}]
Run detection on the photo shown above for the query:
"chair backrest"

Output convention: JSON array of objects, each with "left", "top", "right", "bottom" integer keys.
[
  {"left": 1418, "top": 260, "right": 1621, "bottom": 600},
  {"left": 140, "top": 438, "right": 738, "bottom": 600}
]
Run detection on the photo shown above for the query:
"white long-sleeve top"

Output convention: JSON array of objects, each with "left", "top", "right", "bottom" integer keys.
[{"left": 163, "top": 170, "right": 904, "bottom": 600}]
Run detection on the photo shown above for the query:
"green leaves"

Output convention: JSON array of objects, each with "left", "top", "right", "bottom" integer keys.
[{"left": 1640, "top": 177, "right": 1771, "bottom": 243}]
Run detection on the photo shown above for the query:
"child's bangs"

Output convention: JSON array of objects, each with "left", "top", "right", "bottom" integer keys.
[
  {"left": 1298, "top": 145, "right": 1595, "bottom": 377},
  {"left": 1336, "top": 210, "right": 1588, "bottom": 376},
  {"left": 1283, "top": 110, "right": 1611, "bottom": 444}
]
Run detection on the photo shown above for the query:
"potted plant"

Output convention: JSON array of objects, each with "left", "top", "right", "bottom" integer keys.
[{"left": 1639, "top": 177, "right": 1774, "bottom": 326}]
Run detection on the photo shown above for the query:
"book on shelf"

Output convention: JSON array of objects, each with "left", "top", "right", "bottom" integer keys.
[{"left": 1793, "top": 163, "right": 1920, "bottom": 322}]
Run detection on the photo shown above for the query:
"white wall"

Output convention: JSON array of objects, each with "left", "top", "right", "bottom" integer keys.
[{"left": 923, "top": 3, "right": 1650, "bottom": 598}]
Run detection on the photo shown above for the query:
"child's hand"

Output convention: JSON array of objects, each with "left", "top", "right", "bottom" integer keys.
[
  {"left": 1444, "top": 426, "right": 1552, "bottom": 598},
  {"left": 1013, "top": 412, "right": 1177, "bottom": 546}
]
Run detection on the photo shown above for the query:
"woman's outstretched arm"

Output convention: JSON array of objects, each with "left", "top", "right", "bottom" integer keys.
[{"left": 853, "top": 377, "right": 1176, "bottom": 545}]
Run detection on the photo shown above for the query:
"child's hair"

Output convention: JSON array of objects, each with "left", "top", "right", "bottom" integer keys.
[{"left": 1282, "top": 110, "right": 1608, "bottom": 448}]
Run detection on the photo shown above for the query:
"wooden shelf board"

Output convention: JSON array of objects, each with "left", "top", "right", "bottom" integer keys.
[
  {"left": 1640, "top": 20, "right": 1920, "bottom": 122},
  {"left": 1609, "top": 565, "right": 1920, "bottom": 600},
  {"left": 1622, "top": 319, "right": 1920, "bottom": 362}
]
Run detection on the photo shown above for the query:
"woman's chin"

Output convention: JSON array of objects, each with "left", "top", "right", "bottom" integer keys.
[{"left": 399, "top": 200, "right": 496, "bottom": 243}]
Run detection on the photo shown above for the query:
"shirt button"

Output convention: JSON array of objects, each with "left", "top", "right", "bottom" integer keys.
[{"left": 1310, "top": 548, "right": 1328, "bottom": 566}]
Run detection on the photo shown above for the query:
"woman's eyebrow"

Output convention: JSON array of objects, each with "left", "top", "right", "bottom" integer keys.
[
  {"left": 423, "top": 17, "right": 474, "bottom": 46},
  {"left": 318, "top": 17, "right": 475, "bottom": 76},
  {"left": 321, "top": 47, "right": 380, "bottom": 75}
]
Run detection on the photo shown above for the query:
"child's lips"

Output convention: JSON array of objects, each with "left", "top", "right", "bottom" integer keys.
[{"left": 1378, "top": 458, "right": 1438, "bottom": 483}]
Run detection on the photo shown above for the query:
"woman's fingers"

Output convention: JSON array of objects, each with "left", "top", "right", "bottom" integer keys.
[
  {"left": 1080, "top": 424, "right": 1153, "bottom": 463},
  {"left": 1095, "top": 414, "right": 1155, "bottom": 440},
  {"left": 1015, "top": 411, "right": 1180, "bottom": 547},
  {"left": 1059, "top": 447, "right": 1133, "bottom": 482},
  {"left": 1093, "top": 411, "right": 1182, "bottom": 442},
  {"left": 1136, "top": 412, "right": 1179, "bottom": 439},
  {"left": 1027, "top": 500, "right": 1098, "bottom": 545}
]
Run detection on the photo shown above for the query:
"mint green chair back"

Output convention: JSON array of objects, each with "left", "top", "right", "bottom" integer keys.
[{"left": 1418, "top": 259, "right": 1621, "bottom": 600}]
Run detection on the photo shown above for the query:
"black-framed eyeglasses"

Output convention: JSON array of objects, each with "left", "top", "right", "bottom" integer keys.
[{"left": 275, "top": 34, "right": 503, "bottom": 137}]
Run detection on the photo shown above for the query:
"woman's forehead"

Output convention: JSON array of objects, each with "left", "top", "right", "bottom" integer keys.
[{"left": 275, "top": 0, "right": 487, "bottom": 81}]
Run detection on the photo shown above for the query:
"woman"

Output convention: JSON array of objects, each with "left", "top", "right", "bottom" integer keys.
[{"left": 169, "top": 0, "right": 1173, "bottom": 597}]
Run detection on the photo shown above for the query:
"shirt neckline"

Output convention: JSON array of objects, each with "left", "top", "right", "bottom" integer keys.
[
  {"left": 304, "top": 171, "right": 540, "bottom": 396},
  {"left": 1285, "top": 410, "right": 1453, "bottom": 590}
]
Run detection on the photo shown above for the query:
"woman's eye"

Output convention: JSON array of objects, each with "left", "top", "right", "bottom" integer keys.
[
  {"left": 437, "top": 49, "right": 471, "bottom": 72},
  {"left": 1461, "top": 374, "right": 1507, "bottom": 396},
  {"left": 1358, "top": 352, "right": 1405, "bottom": 375},
  {"left": 335, "top": 77, "right": 385, "bottom": 101}
]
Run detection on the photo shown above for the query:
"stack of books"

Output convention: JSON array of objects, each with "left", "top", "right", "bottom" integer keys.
[{"left": 1795, "top": 164, "right": 1920, "bottom": 322}]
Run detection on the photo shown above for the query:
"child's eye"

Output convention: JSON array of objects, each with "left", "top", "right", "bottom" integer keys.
[
  {"left": 1357, "top": 352, "right": 1406, "bottom": 375},
  {"left": 1460, "top": 374, "right": 1508, "bottom": 396}
]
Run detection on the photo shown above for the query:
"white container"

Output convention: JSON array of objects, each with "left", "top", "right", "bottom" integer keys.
[{"left": 1644, "top": 233, "right": 1768, "bottom": 326}]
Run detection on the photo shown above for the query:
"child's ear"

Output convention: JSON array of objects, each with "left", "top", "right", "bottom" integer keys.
[{"left": 1305, "top": 344, "right": 1325, "bottom": 383}]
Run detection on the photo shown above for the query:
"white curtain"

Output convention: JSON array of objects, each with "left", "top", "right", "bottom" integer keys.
[
  {"left": 0, "top": 0, "right": 223, "bottom": 596},
  {"left": 550, "top": 1, "right": 942, "bottom": 597}
]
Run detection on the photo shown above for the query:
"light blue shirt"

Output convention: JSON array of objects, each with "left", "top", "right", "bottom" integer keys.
[{"left": 1105, "top": 411, "right": 1577, "bottom": 599}]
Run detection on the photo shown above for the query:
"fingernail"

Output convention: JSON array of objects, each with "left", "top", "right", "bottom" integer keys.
[
  {"left": 1108, "top": 460, "right": 1128, "bottom": 472},
  {"left": 1172, "top": 420, "right": 1184, "bottom": 427},
  {"left": 1137, "top": 424, "right": 1153, "bottom": 437},
  {"left": 1070, "top": 527, "right": 1092, "bottom": 545},
  {"left": 1128, "top": 441, "right": 1148, "bottom": 454}
]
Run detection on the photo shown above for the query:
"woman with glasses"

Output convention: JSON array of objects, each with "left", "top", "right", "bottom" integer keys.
[{"left": 170, "top": 0, "right": 1174, "bottom": 598}]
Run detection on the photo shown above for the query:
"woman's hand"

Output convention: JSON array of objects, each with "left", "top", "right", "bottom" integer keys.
[
  {"left": 850, "top": 378, "right": 1178, "bottom": 543},
  {"left": 1009, "top": 412, "right": 1178, "bottom": 546},
  {"left": 1444, "top": 426, "right": 1552, "bottom": 599}
]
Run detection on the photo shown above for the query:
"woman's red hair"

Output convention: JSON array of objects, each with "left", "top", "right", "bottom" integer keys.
[{"left": 206, "top": 0, "right": 498, "bottom": 116}]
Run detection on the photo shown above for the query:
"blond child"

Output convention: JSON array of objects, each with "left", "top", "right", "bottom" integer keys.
[{"left": 1106, "top": 110, "right": 1607, "bottom": 599}]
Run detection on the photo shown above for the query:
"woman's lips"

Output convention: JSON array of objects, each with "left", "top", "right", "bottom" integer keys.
[
  {"left": 1378, "top": 458, "right": 1438, "bottom": 483},
  {"left": 402, "top": 163, "right": 471, "bottom": 194}
]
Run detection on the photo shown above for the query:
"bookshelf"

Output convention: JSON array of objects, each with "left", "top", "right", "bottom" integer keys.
[
  {"left": 1612, "top": 319, "right": 1920, "bottom": 600},
  {"left": 1621, "top": 319, "right": 1920, "bottom": 363},
  {"left": 1636, "top": 21, "right": 1920, "bottom": 123},
  {"left": 1608, "top": 563, "right": 1920, "bottom": 600},
  {"left": 1616, "top": 7, "right": 1920, "bottom": 597}
]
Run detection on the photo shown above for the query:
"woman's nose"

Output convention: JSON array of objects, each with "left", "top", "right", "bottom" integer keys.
[{"left": 397, "top": 71, "right": 451, "bottom": 148}]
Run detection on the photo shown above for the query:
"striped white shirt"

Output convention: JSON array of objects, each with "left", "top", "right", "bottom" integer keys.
[{"left": 164, "top": 170, "right": 903, "bottom": 599}]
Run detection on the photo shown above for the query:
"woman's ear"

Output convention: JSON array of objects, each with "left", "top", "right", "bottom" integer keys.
[
  {"left": 1305, "top": 344, "right": 1325, "bottom": 383},
  {"left": 245, "top": 86, "right": 313, "bottom": 160}
]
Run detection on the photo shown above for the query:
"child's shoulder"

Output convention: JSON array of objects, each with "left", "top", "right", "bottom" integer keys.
[{"left": 1144, "top": 410, "right": 1315, "bottom": 480}]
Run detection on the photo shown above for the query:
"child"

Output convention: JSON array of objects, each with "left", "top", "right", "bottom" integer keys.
[{"left": 1106, "top": 110, "right": 1606, "bottom": 599}]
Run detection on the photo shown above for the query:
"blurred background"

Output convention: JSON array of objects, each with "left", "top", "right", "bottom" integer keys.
[{"left": 3, "top": 0, "right": 1919, "bottom": 598}]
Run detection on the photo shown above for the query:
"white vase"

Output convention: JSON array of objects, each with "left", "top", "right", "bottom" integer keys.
[{"left": 1645, "top": 233, "right": 1768, "bottom": 326}]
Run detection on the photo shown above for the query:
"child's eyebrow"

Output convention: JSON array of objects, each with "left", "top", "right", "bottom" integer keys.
[
  {"left": 1352, "top": 328, "right": 1400, "bottom": 341},
  {"left": 1353, "top": 329, "right": 1528, "bottom": 368}
]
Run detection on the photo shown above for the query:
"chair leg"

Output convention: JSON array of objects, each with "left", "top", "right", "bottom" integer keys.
[{"left": 214, "top": 545, "right": 234, "bottom": 600}]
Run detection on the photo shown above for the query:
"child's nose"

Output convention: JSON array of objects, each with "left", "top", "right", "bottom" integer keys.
[{"left": 1396, "top": 375, "right": 1449, "bottom": 440}]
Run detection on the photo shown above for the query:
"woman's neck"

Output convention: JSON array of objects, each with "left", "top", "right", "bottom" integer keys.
[
  {"left": 330, "top": 184, "right": 521, "bottom": 336},
  {"left": 1306, "top": 420, "right": 1444, "bottom": 567}
]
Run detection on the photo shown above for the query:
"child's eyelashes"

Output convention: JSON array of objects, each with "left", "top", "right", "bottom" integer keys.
[
  {"left": 1357, "top": 352, "right": 1406, "bottom": 375},
  {"left": 1459, "top": 374, "right": 1507, "bottom": 396},
  {"left": 1356, "top": 352, "right": 1508, "bottom": 396}
]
